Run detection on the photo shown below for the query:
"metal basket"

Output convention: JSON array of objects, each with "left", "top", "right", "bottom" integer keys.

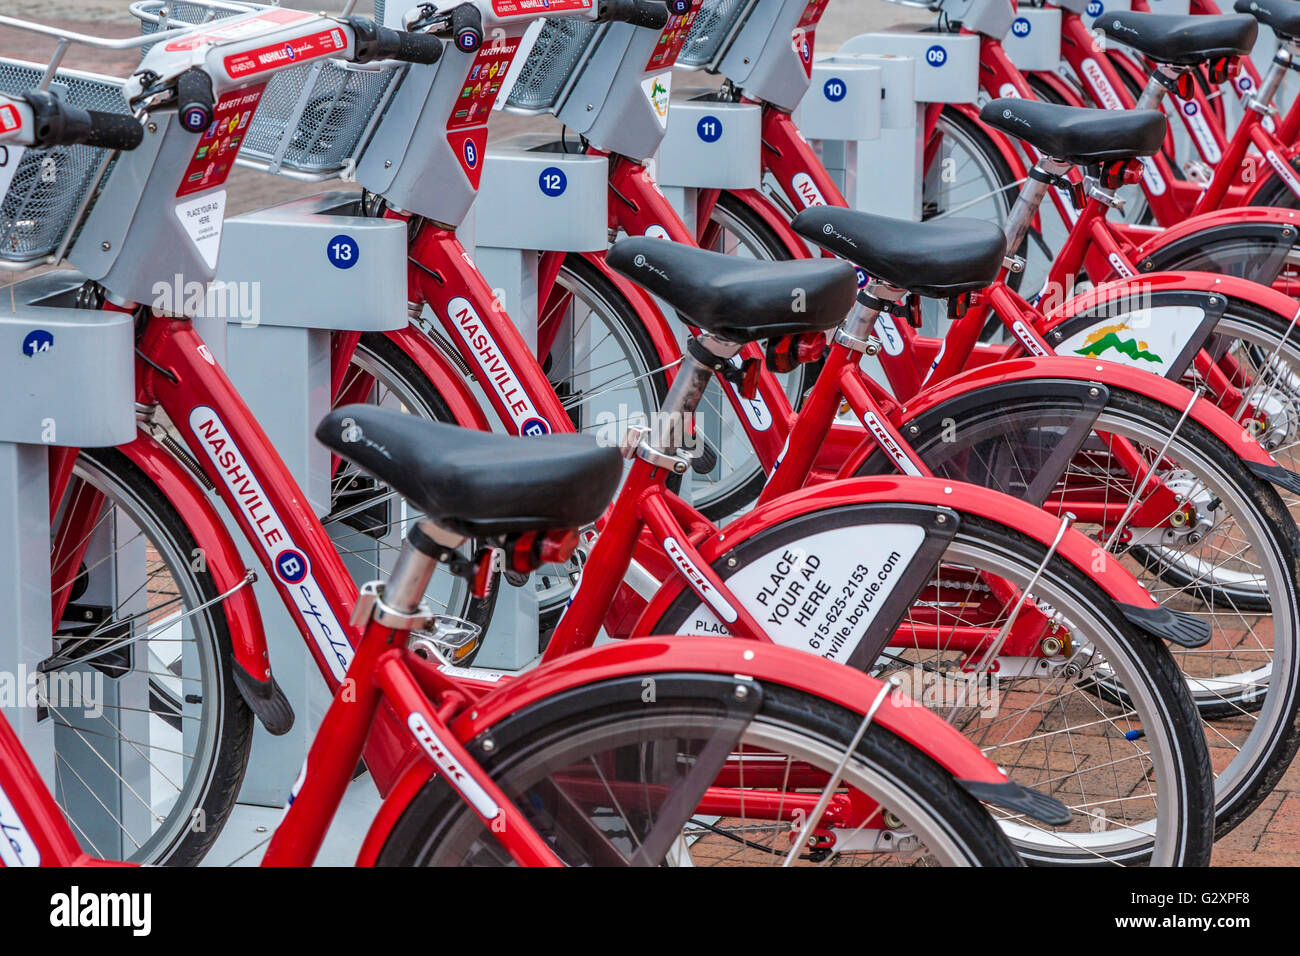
[
  {"left": 503, "top": 16, "right": 601, "bottom": 114},
  {"left": 0, "top": 59, "right": 129, "bottom": 268},
  {"left": 677, "top": 0, "right": 757, "bottom": 68},
  {"left": 137, "top": 1, "right": 400, "bottom": 178}
]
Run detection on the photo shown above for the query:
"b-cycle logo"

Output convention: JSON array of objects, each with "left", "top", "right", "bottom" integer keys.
[
  {"left": 726, "top": 355, "right": 773, "bottom": 431},
  {"left": 446, "top": 296, "right": 546, "bottom": 432},
  {"left": 188, "top": 407, "right": 352, "bottom": 681},
  {"left": 791, "top": 172, "right": 827, "bottom": 208},
  {"left": 0, "top": 782, "right": 39, "bottom": 867},
  {"left": 663, "top": 536, "right": 738, "bottom": 623},
  {"left": 873, "top": 314, "right": 904, "bottom": 355},
  {"left": 1178, "top": 99, "right": 1222, "bottom": 164},
  {"left": 407, "top": 712, "right": 500, "bottom": 820}
]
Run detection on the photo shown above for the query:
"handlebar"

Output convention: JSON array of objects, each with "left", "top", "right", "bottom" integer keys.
[
  {"left": 600, "top": 0, "right": 671, "bottom": 29},
  {"left": 175, "top": 67, "right": 216, "bottom": 133},
  {"left": 347, "top": 16, "right": 446, "bottom": 65},
  {"left": 21, "top": 91, "right": 145, "bottom": 151}
]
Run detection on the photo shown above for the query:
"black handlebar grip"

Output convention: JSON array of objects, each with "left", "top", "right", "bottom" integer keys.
[
  {"left": 392, "top": 28, "right": 446, "bottom": 65},
  {"left": 20, "top": 90, "right": 144, "bottom": 150},
  {"left": 176, "top": 68, "right": 215, "bottom": 133},
  {"left": 82, "top": 110, "right": 146, "bottom": 151},
  {"left": 602, "top": 0, "right": 671, "bottom": 29},
  {"left": 450, "top": 3, "right": 483, "bottom": 54}
]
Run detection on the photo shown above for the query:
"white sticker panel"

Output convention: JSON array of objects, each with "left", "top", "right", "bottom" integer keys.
[
  {"left": 175, "top": 189, "right": 227, "bottom": 269},
  {"left": 1056, "top": 305, "right": 1205, "bottom": 374},
  {"left": 675, "top": 524, "right": 926, "bottom": 665}
]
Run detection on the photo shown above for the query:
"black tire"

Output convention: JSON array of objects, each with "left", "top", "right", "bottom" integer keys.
[
  {"left": 376, "top": 680, "right": 1024, "bottom": 866},
  {"left": 62, "top": 448, "right": 254, "bottom": 865},
  {"left": 339, "top": 332, "right": 499, "bottom": 661},
  {"left": 856, "top": 382, "right": 1300, "bottom": 839},
  {"left": 647, "top": 508, "right": 1214, "bottom": 865}
]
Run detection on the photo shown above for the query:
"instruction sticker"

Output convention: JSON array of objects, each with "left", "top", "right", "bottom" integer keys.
[
  {"left": 645, "top": 3, "right": 700, "bottom": 71},
  {"left": 175, "top": 190, "right": 226, "bottom": 269}
]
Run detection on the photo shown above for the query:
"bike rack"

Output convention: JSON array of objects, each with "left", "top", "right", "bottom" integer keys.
[
  {"left": 0, "top": 272, "right": 136, "bottom": 849},
  {"left": 797, "top": 56, "right": 893, "bottom": 213},
  {"left": 209, "top": 193, "right": 407, "bottom": 803},
  {"left": 469, "top": 133, "right": 608, "bottom": 671}
]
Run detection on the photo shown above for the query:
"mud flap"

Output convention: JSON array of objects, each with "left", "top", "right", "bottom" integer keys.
[
  {"left": 233, "top": 660, "right": 295, "bottom": 735},
  {"left": 959, "top": 779, "right": 1073, "bottom": 827},
  {"left": 1119, "top": 603, "right": 1212, "bottom": 649},
  {"left": 1247, "top": 460, "right": 1300, "bottom": 497}
]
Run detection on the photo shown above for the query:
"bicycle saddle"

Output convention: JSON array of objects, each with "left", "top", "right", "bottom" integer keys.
[
  {"left": 606, "top": 237, "right": 858, "bottom": 343},
  {"left": 1235, "top": 0, "right": 1300, "bottom": 42},
  {"left": 1098, "top": 11, "right": 1257, "bottom": 66},
  {"left": 790, "top": 208, "right": 1006, "bottom": 298},
  {"left": 316, "top": 406, "right": 623, "bottom": 538},
  {"left": 980, "top": 99, "right": 1167, "bottom": 165}
]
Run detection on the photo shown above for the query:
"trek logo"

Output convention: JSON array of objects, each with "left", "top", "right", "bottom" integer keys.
[
  {"left": 445, "top": 296, "right": 548, "bottom": 433},
  {"left": 0, "top": 783, "right": 39, "bottom": 867},
  {"left": 1012, "top": 319, "right": 1051, "bottom": 356},
  {"left": 49, "top": 887, "right": 151, "bottom": 936},
  {"left": 188, "top": 407, "right": 352, "bottom": 680},
  {"left": 1107, "top": 251, "right": 1134, "bottom": 278},
  {"left": 663, "top": 536, "right": 738, "bottom": 623},
  {"left": 862, "top": 411, "right": 922, "bottom": 476},
  {"left": 1266, "top": 150, "right": 1300, "bottom": 200},
  {"left": 407, "top": 712, "right": 500, "bottom": 820},
  {"left": 791, "top": 172, "right": 827, "bottom": 208}
]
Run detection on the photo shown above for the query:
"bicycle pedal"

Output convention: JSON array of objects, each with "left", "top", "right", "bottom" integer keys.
[
  {"left": 409, "top": 615, "right": 482, "bottom": 664},
  {"left": 689, "top": 443, "right": 718, "bottom": 475}
]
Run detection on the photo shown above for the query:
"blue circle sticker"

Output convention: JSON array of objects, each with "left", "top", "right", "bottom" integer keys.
[
  {"left": 667, "top": 0, "right": 691, "bottom": 12},
  {"left": 327, "top": 235, "right": 359, "bottom": 270},
  {"left": 275, "top": 549, "right": 308, "bottom": 584},
  {"left": 1011, "top": 17, "right": 1031, "bottom": 37},
  {"left": 521, "top": 417, "right": 551, "bottom": 437},
  {"left": 925, "top": 44, "right": 947, "bottom": 67},
  {"left": 1086, "top": 0, "right": 1103, "bottom": 15},
  {"left": 697, "top": 115, "right": 723, "bottom": 143},
  {"left": 539, "top": 166, "right": 567, "bottom": 197},
  {"left": 21, "top": 329, "right": 53, "bottom": 356},
  {"left": 823, "top": 77, "right": 848, "bottom": 102},
  {"left": 462, "top": 137, "right": 480, "bottom": 170}
]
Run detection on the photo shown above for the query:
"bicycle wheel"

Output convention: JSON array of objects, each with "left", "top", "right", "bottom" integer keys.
[
  {"left": 376, "top": 678, "right": 1023, "bottom": 866},
  {"left": 48, "top": 448, "right": 252, "bottom": 864},
  {"left": 329, "top": 332, "right": 496, "bottom": 661},
  {"left": 648, "top": 506, "right": 1214, "bottom": 865},
  {"left": 859, "top": 383, "right": 1300, "bottom": 837}
]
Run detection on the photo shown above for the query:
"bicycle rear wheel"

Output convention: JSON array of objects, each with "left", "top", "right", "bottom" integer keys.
[{"left": 376, "top": 678, "right": 1023, "bottom": 866}]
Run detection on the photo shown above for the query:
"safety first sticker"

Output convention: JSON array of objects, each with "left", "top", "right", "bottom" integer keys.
[
  {"left": 177, "top": 84, "right": 264, "bottom": 197},
  {"left": 447, "top": 37, "right": 522, "bottom": 187},
  {"left": 645, "top": 3, "right": 700, "bottom": 71},
  {"left": 224, "top": 26, "right": 347, "bottom": 79}
]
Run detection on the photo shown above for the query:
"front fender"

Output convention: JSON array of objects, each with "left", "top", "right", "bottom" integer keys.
[
  {"left": 119, "top": 431, "right": 290, "bottom": 734},
  {"left": 1125, "top": 208, "right": 1300, "bottom": 280},
  {"left": 354, "top": 637, "right": 1052, "bottom": 864}
]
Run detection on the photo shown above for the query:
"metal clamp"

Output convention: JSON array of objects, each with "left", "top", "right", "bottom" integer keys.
[
  {"left": 621, "top": 423, "right": 690, "bottom": 475},
  {"left": 350, "top": 580, "right": 438, "bottom": 632}
]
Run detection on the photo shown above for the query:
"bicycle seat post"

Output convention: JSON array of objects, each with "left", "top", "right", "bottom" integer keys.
[{"left": 1005, "top": 156, "right": 1072, "bottom": 257}]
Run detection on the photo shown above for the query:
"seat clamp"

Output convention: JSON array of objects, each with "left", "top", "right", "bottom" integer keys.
[
  {"left": 834, "top": 328, "right": 880, "bottom": 355},
  {"left": 351, "top": 581, "right": 438, "bottom": 632},
  {"left": 621, "top": 424, "right": 690, "bottom": 475}
]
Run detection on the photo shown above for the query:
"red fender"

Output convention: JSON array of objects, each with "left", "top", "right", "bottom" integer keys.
[
  {"left": 723, "top": 188, "right": 816, "bottom": 259},
  {"left": 627, "top": 475, "right": 1167, "bottom": 643},
  {"left": 117, "top": 431, "right": 284, "bottom": 729},
  {"left": 1120, "top": 206, "right": 1300, "bottom": 278},
  {"left": 381, "top": 324, "right": 492, "bottom": 432},
  {"left": 579, "top": 249, "right": 685, "bottom": 382},
  {"left": 354, "top": 636, "right": 1017, "bottom": 864},
  {"left": 837, "top": 356, "right": 1282, "bottom": 478}
]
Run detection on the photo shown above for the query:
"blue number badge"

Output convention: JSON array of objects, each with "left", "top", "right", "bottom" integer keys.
[
  {"left": 539, "top": 166, "right": 568, "bottom": 197},
  {"left": 1012, "top": 17, "right": 1031, "bottom": 37},
  {"left": 1086, "top": 0, "right": 1103, "bottom": 15},
  {"left": 925, "top": 44, "right": 947, "bottom": 67},
  {"left": 22, "top": 329, "right": 53, "bottom": 356},
  {"left": 327, "top": 235, "right": 359, "bottom": 270},
  {"left": 697, "top": 116, "right": 723, "bottom": 143},
  {"left": 824, "top": 78, "right": 847, "bottom": 102}
]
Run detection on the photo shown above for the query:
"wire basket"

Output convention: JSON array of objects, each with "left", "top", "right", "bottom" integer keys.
[
  {"left": 0, "top": 60, "right": 129, "bottom": 268},
  {"left": 137, "top": 1, "right": 400, "bottom": 177},
  {"left": 677, "top": 0, "right": 757, "bottom": 68},
  {"left": 503, "top": 16, "right": 601, "bottom": 114}
]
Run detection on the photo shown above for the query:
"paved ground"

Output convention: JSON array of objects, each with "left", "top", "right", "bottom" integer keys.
[{"left": 4, "top": 2, "right": 1298, "bottom": 866}]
